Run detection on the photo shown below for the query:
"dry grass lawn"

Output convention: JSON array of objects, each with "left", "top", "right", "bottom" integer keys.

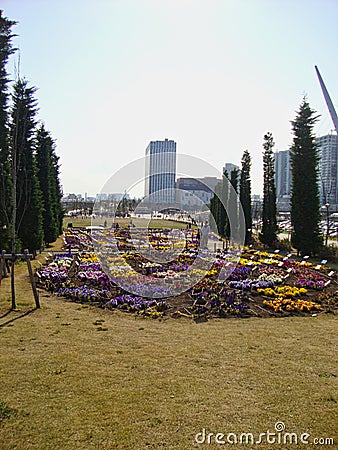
[{"left": 0, "top": 249, "right": 337, "bottom": 449}]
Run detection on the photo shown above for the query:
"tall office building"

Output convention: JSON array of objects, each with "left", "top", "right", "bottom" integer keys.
[
  {"left": 176, "top": 177, "right": 221, "bottom": 207},
  {"left": 316, "top": 133, "right": 338, "bottom": 206},
  {"left": 144, "top": 139, "right": 176, "bottom": 204},
  {"left": 274, "top": 150, "right": 292, "bottom": 212},
  {"left": 223, "top": 163, "right": 240, "bottom": 176}
]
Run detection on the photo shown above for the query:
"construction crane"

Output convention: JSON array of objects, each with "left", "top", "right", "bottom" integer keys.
[{"left": 314, "top": 65, "right": 338, "bottom": 134}]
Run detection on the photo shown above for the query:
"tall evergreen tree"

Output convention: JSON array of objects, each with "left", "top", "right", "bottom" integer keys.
[
  {"left": 36, "top": 125, "right": 63, "bottom": 243},
  {"left": 0, "top": 11, "right": 16, "bottom": 250},
  {"left": 290, "top": 98, "right": 322, "bottom": 255},
  {"left": 219, "top": 174, "right": 229, "bottom": 237},
  {"left": 11, "top": 78, "right": 43, "bottom": 253},
  {"left": 51, "top": 150, "right": 63, "bottom": 235},
  {"left": 35, "top": 125, "right": 59, "bottom": 244},
  {"left": 224, "top": 168, "right": 239, "bottom": 241},
  {"left": 260, "top": 132, "right": 278, "bottom": 247},
  {"left": 240, "top": 150, "right": 252, "bottom": 245},
  {"left": 210, "top": 173, "right": 234, "bottom": 239},
  {"left": 210, "top": 179, "right": 223, "bottom": 234}
]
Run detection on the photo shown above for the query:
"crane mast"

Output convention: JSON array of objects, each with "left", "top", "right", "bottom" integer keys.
[{"left": 315, "top": 65, "right": 338, "bottom": 134}]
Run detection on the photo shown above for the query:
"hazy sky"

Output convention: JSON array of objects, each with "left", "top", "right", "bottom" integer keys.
[{"left": 2, "top": 0, "right": 338, "bottom": 197}]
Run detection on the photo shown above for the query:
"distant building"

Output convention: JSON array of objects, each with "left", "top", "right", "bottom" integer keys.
[
  {"left": 274, "top": 150, "right": 292, "bottom": 212},
  {"left": 223, "top": 163, "right": 240, "bottom": 177},
  {"left": 96, "top": 193, "right": 108, "bottom": 201},
  {"left": 176, "top": 177, "right": 220, "bottom": 207},
  {"left": 61, "top": 193, "right": 94, "bottom": 213},
  {"left": 316, "top": 133, "right": 338, "bottom": 206},
  {"left": 107, "top": 193, "right": 129, "bottom": 202},
  {"left": 198, "top": 177, "right": 220, "bottom": 191},
  {"left": 62, "top": 193, "right": 78, "bottom": 202},
  {"left": 144, "top": 139, "right": 176, "bottom": 204},
  {"left": 252, "top": 194, "right": 263, "bottom": 222}
]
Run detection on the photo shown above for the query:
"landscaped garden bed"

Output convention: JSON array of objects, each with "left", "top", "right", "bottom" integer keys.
[{"left": 35, "top": 228, "right": 338, "bottom": 320}]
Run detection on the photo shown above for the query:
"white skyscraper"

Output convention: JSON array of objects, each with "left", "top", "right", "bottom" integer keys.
[
  {"left": 316, "top": 133, "right": 338, "bottom": 206},
  {"left": 223, "top": 163, "right": 240, "bottom": 176},
  {"left": 274, "top": 150, "right": 292, "bottom": 211},
  {"left": 144, "top": 139, "right": 176, "bottom": 204}
]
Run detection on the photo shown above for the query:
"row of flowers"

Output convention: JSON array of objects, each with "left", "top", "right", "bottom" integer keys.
[
  {"left": 263, "top": 298, "right": 322, "bottom": 312},
  {"left": 35, "top": 228, "right": 337, "bottom": 318},
  {"left": 190, "top": 291, "right": 250, "bottom": 317},
  {"left": 63, "top": 229, "right": 93, "bottom": 250},
  {"left": 104, "top": 294, "right": 167, "bottom": 317}
]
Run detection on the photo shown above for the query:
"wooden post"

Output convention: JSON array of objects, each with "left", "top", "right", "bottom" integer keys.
[
  {"left": 1, "top": 250, "right": 6, "bottom": 278},
  {"left": 11, "top": 253, "right": 16, "bottom": 310},
  {"left": 24, "top": 250, "right": 40, "bottom": 309},
  {"left": 0, "top": 252, "right": 4, "bottom": 284}
]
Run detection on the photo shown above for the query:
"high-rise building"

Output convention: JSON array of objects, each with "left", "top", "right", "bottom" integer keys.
[
  {"left": 144, "top": 139, "right": 176, "bottom": 204},
  {"left": 316, "top": 133, "right": 338, "bottom": 206},
  {"left": 274, "top": 150, "right": 292, "bottom": 212},
  {"left": 176, "top": 177, "right": 221, "bottom": 207},
  {"left": 223, "top": 163, "right": 240, "bottom": 176},
  {"left": 197, "top": 177, "right": 220, "bottom": 192}
]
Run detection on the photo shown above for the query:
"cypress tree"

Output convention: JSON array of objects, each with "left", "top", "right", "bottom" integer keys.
[
  {"left": 0, "top": 11, "right": 16, "bottom": 250},
  {"left": 209, "top": 190, "right": 217, "bottom": 232},
  {"left": 210, "top": 174, "right": 232, "bottom": 238},
  {"left": 219, "top": 174, "right": 228, "bottom": 237},
  {"left": 210, "top": 180, "right": 223, "bottom": 234},
  {"left": 35, "top": 125, "right": 58, "bottom": 244},
  {"left": 51, "top": 151, "right": 63, "bottom": 235},
  {"left": 11, "top": 78, "right": 43, "bottom": 253},
  {"left": 260, "top": 132, "right": 278, "bottom": 247},
  {"left": 290, "top": 98, "right": 322, "bottom": 256},
  {"left": 224, "top": 168, "right": 239, "bottom": 241},
  {"left": 240, "top": 150, "right": 252, "bottom": 245}
]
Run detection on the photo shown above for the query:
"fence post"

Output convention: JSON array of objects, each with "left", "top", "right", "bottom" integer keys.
[
  {"left": 25, "top": 249, "right": 40, "bottom": 309},
  {"left": 0, "top": 251, "right": 4, "bottom": 283}
]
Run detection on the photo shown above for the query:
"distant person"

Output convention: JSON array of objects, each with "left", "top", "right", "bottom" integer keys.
[{"left": 200, "top": 221, "right": 210, "bottom": 249}]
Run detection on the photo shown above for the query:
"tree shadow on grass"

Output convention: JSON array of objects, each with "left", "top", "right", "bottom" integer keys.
[
  {"left": 0, "top": 308, "right": 36, "bottom": 328},
  {"left": 0, "top": 310, "right": 12, "bottom": 319}
]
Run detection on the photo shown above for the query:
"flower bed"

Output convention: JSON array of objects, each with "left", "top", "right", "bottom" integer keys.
[
  {"left": 105, "top": 294, "right": 167, "bottom": 317},
  {"left": 57, "top": 285, "right": 111, "bottom": 302},
  {"left": 35, "top": 229, "right": 338, "bottom": 319},
  {"left": 263, "top": 298, "right": 322, "bottom": 313}
]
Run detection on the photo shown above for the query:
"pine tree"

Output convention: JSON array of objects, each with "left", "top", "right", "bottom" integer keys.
[
  {"left": 290, "top": 98, "right": 322, "bottom": 256},
  {"left": 35, "top": 125, "right": 59, "bottom": 244},
  {"left": 209, "top": 180, "right": 223, "bottom": 234},
  {"left": 240, "top": 150, "right": 252, "bottom": 245},
  {"left": 224, "top": 168, "right": 239, "bottom": 241},
  {"left": 51, "top": 151, "right": 63, "bottom": 235},
  {"left": 11, "top": 78, "right": 43, "bottom": 253},
  {"left": 209, "top": 174, "right": 233, "bottom": 238},
  {"left": 0, "top": 11, "right": 16, "bottom": 250},
  {"left": 219, "top": 174, "right": 228, "bottom": 237},
  {"left": 260, "top": 132, "right": 278, "bottom": 247}
]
